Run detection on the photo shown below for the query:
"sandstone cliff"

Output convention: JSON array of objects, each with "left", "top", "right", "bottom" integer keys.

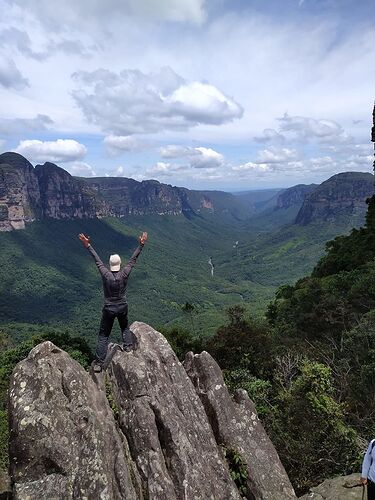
[
  {"left": 7, "top": 322, "right": 296, "bottom": 499},
  {"left": 295, "top": 172, "right": 374, "bottom": 225},
  {"left": 275, "top": 184, "right": 316, "bottom": 211},
  {"left": 0, "top": 152, "right": 249, "bottom": 231}
]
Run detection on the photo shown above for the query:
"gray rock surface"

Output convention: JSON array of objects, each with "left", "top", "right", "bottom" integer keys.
[
  {"left": 108, "top": 321, "right": 240, "bottom": 500},
  {"left": 0, "top": 469, "right": 12, "bottom": 499},
  {"left": 184, "top": 350, "right": 296, "bottom": 500},
  {"left": 299, "top": 474, "right": 364, "bottom": 499},
  {"left": 8, "top": 341, "right": 139, "bottom": 500}
]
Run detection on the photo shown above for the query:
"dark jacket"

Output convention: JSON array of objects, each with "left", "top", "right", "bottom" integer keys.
[{"left": 87, "top": 243, "right": 144, "bottom": 306}]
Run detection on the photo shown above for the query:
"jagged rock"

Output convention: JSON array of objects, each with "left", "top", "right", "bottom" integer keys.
[
  {"left": 298, "top": 473, "right": 364, "bottom": 499},
  {"left": 8, "top": 341, "right": 140, "bottom": 500},
  {"left": 184, "top": 350, "right": 297, "bottom": 500},
  {"left": 107, "top": 321, "right": 241, "bottom": 500}
]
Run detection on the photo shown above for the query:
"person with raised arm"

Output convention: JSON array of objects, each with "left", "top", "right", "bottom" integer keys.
[{"left": 78, "top": 231, "right": 148, "bottom": 372}]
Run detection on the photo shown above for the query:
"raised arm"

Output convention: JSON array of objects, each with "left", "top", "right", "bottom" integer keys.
[
  {"left": 78, "top": 233, "right": 110, "bottom": 278},
  {"left": 122, "top": 231, "right": 148, "bottom": 278}
]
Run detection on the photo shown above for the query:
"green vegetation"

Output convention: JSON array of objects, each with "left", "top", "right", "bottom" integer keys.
[{"left": 0, "top": 186, "right": 373, "bottom": 492}]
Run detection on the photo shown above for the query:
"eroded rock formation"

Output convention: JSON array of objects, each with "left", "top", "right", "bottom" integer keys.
[{"left": 8, "top": 322, "right": 296, "bottom": 499}]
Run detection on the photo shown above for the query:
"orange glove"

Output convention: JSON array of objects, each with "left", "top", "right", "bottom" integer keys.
[
  {"left": 78, "top": 233, "right": 90, "bottom": 248},
  {"left": 139, "top": 231, "right": 148, "bottom": 245}
]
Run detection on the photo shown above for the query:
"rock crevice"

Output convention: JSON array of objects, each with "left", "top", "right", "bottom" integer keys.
[{"left": 7, "top": 323, "right": 296, "bottom": 499}]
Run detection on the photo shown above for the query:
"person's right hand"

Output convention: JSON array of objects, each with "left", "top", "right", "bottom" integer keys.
[
  {"left": 139, "top": 231, "right": 148, "bottom": 245},
  {"left": 78, "top": 233, "right": 90, "bottom": 247},
  {"left": 360, "top": 477, "right": 368, "bottom": 485}
]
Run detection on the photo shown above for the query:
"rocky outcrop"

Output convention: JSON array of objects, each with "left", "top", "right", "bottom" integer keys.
[
  {"left": 7, "top": 322, "right": 296, "bottom": 499},
  {"left": 295, "top": 172, "right": 374, "bottom": 225},
  {"left": 184, "top": 350, "right": 296, "bottom": 500},
  {"left": 275, "top": 184, "right": 316, "bottom": 211},
  {"left": 8, "top": 341, "right": 140, "bottom": 499},
  {"left": 298, "top": 474, "right": 364, "bottom": 499}
]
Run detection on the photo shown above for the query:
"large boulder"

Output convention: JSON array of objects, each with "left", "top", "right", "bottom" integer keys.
[
  {"left": 299, "top": 474, "right": 364, "bottom": 499},
  {"left": 107, "top": 321, "right": 240, "bottom": 500},
  {"left": 184, "top": 350, "right": 296, "bottom": 500},
  {"left": 8, "top": 341, "right": 140, "bottom": 499}
]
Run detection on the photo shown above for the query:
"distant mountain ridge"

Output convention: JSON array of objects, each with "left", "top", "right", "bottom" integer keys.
[
  {"left": 0, "top": 152, "right": 249, "bottom": 231},
  {"left": 0, "top": 151, "right": 373, "bottom": 232},
  {"left": 296, "top": 172, "right": 374, "bottom": 225}
]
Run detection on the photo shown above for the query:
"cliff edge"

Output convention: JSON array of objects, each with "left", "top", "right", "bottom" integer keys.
[{"left": 7, "top": 322, "right": 296, "bottom": 499}]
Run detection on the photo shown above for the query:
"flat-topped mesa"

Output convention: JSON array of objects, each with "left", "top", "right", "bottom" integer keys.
[
  {"left": 8, "top": 322, "right": 296, "bottom": 499},
  {"left": 0, "top": 151, "right": 249, "bottom": 231}
]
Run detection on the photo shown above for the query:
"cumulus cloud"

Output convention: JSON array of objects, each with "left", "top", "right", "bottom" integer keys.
[
  {"left": 71, "top": 66, "right": 243, "bottom": 135},
  {"left": 0, "top": 114, "right": 53, "bottom": 135},
  {"left": 0, "top": 56, "right": 29, "bottom": 90},
  {"left": 15, "top": 139, "right": 87, "bottom": 163},
  {"left": 277, "top": 113, "right": 351, "bottom": 143},
  {"left": 146, "top": 161, "right": 189, "bottom": 177},
  {"left": 160, "top": 144, "right": 225, "bottom": 169},
  {"left": 104, "top": 135, "right": 141, "bottom": 154},
  {"left": 65, "top": 161, "right": 96, "bottom": 177},
  {"left": 256, "top": 147, "right": 300, "bottom": 164}
]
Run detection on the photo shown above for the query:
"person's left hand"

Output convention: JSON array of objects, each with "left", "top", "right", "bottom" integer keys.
[
  {"left": 78, "top": 233, "right": 90, "bottom": 247},
  {"left": 139, "top": 231, "right": 148, "bottom": 245},
  {"left": 360, "top": 477, "right": 368, "bottom": 485}
]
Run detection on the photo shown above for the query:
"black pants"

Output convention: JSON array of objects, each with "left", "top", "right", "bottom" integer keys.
[
  {"left": 95, "top": 303, "right": 133, "bottom": 363},
  {"left": 369, "top": 479, "right": 375, "bottom": 500}
]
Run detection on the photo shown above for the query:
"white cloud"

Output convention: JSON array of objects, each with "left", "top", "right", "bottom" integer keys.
[
  {"left": 116, "top": 165, "right": 124, "bottom": 176},
  {"left": 104, "top": 135, "right": 141, "bottom": 154},
  {"left": 160, "top": 144, "right": 225, "bottom": 169},
  {"left": 72, "top": 67, "right": 243, "bottom": 135},
  {"left": 146, "top": 161, "right": 188, "bottom": 177},
  {"left": 65, "top": 161, "right": 96, "bottom": 177},
  {"left": 15, "top": 139, "right": 87, "bottom": 163},
  {"left": 254, "top": 129, "right": 286, "bottom": 143},
  {"left": 256, "top": 147, "right": 299, "bottom": 164},
  {"left": 0, "top": 114, "right": 53, "bottom": 135},
  {"left": 277, "top": 113, "right": 351, "bottom": 144},
  {"left": 0, "top": 56, "right": 28, "bottom": 90}
]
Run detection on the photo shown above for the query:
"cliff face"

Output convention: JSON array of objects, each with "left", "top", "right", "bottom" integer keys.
[
  {"left": 35, "top": 162, "right": 109, "bottom": 219},
  {"left": 275, "top": 184, "right": 316, "bottom": 210},
  {"left": 0, "top": 153, "right": 42, "bottom": 231},
  {"left": 0, "top": 152, "right": 249, "bottom": 231},
  {"left": 84, "top": 177, "right": 191, "bottom": 216},
  {"left": 295, "top": 172, "right": 374, "bottom": 225},
  {"left": 8, "top": 322, "right": 296, "bottom": 500}
]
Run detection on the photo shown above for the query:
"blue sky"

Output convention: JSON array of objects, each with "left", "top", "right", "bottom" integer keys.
[{"left": 0, "top": 0, "right": 374, "bottom": 190}]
